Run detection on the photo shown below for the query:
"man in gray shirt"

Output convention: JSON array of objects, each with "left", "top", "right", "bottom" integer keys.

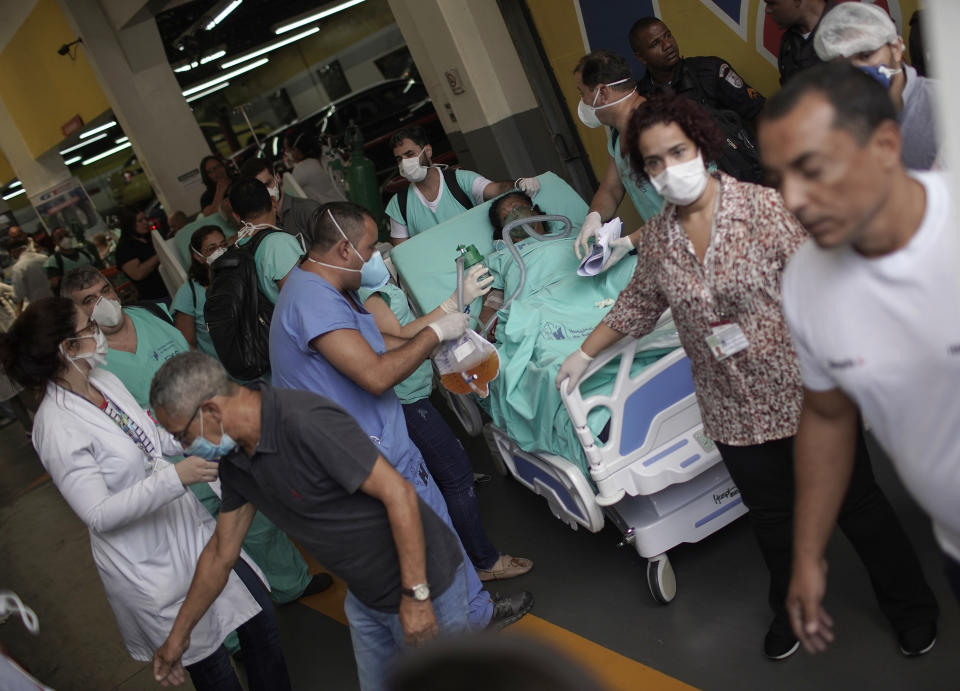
[
  {"left": 814, "top": 2, "right": 938, "bottom": 170},
  {"left": 241, "top": 157, "right": 320, "bottom": 239},
  {"left": 149, "top": 352, "right": 467, "bottom": 691},
  {"left": 8, "top": 235, "right": 52, "bottom": 313}
]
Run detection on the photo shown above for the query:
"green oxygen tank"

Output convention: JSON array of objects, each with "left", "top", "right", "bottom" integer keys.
[{"left": 342, "top": 120, "right": 385, "bottom": 239}]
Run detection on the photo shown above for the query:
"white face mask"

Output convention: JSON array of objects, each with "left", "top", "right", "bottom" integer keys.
[
  {"left": 398, "top": 150, "right": 429, "bottom": 183},
  {"left": 91, "top": 295, "right": 124, "bottom": 328},
  {"left": 59, "top": 237, "right": 79, "bottom": 251},
  {"left": 267, "top": 181, "right": 280, "bottom": 202},
  {"left": 205, "top": 246, "right": 227, "bottom": 265},
  {"left": 236, "top": 221, "right": 279, "bottom": 242},
  {"left": 650, "top": 152, "right": 709, "bottom": 207},
  {"left": 61, "top": 327, "right": 109, "bottom": 375},
  {"left": 577, "top": 78, "right": 633, "bottom": 129}
]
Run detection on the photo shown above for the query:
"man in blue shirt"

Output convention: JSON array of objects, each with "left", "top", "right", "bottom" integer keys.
[{"left": 270, "top": 200, "right": 533, "bottom": 631}]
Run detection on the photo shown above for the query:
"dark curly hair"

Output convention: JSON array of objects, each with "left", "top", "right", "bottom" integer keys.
[
  {"left": 188, "top": 225, "right": 226, "bottom": 287},
  {"left": 0, "top": 297, "right": 78, "bottom": 389},
  {"left": 624, "top": 93, "right": 725, "bottom": 182}
]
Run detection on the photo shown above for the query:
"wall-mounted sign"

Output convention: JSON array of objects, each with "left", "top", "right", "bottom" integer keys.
[
  {"left": 444, "top": 68, "right": 466, "bottom": 96},
  {"left": 30, "top": 178, "right": 103, "bottom": 239},
  {"left": 61, "top": 114, "right": 84, "bottom": 138}
]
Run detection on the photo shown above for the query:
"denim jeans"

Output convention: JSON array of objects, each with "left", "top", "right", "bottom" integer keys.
[
  {"left": 343, "top": 561, "right": 470, "bottom": 691},
  {"left": 402, "top": 399, "right": 499, "bottom": 570},
  {"left": 717, "top": 429, "right": 938, "bottom": 637},
  {"left": 186, "top": 558, "right": 292, "bottom": 691}
]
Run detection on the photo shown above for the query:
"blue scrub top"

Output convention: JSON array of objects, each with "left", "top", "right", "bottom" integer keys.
[
  {"left": 608, "top": 128, "right": 663, "bottom": 222},
  {"left": 269, "top": 267, "right": 421, "bottom": 481}
]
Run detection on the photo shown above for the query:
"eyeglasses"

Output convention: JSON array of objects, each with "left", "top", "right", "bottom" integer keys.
[
  {"left": 70, "top": 321, "right": 101, "bottom": 340},
  {"left": 172, "top": 391, "right": 214, "bottom": 446}
]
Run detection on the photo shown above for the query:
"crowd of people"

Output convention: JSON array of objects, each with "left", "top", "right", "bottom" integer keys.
[{"left": 1, "top": 2, "right": 955, "bottom": 689}]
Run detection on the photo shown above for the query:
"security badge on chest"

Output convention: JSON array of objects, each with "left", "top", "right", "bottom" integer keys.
[{"left": 706, "top": 321, "right": 749, "bottom": 361}]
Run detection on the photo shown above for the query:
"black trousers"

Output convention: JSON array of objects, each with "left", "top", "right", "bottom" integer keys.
[{"left": 717, "top": 428, "right": 939, "bottom": 636}]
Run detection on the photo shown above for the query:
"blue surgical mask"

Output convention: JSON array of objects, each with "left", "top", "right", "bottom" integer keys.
[
  {"left": 307, "top": 209, "right": 389, "bottom": 289},
  {"left": 186, "top": 411, "right": 237, "bottom": 460},
  {"left": 857, "top": 64, "right": 900, "bottom": 89}
]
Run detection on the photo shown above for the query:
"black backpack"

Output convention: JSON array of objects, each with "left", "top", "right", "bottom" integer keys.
[
  {"left": 203, "top": 229, "right": 281, "bottom": 381},
  {"left": 397, "top": 167, "right": 474, "bottom": 225}
]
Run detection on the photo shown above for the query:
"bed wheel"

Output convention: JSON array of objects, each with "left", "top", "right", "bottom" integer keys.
[
  {"left": 440, "top": 388, "right": 483, "bottom": 437},
  {"left": 646, "top": 554, "right": 676, "bottom": 605}
]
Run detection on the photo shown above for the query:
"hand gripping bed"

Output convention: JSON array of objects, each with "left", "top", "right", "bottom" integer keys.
[{"left": 390, "top": 172, "right": 746, "bottom": 603}]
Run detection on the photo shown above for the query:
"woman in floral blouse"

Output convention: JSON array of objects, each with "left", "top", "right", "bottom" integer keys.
[{"left": 556, "top": 94, "right": 937, "bottom": 660}]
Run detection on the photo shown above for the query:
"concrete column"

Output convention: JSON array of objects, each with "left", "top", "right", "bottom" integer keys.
[
  {"left": 387, "top": 0, "right": 565, "bottom": 181},
  {"left": 58, "top": 0, "right": 210, "bottom": 215},
  {"left": 0, "top": 93, "right": 71, "bottom": 204}
]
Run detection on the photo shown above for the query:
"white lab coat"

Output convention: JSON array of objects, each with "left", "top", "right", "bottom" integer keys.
[{"left": 32, "top": 369, "right": 263, "bottom": 665}]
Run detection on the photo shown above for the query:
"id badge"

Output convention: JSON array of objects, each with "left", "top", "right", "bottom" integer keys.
[{"left": 705, "top": 321, "right": 748, "bottom": 360}]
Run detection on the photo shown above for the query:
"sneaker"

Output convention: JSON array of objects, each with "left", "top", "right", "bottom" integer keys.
[
  {"left": 477, "top": 554, "right": 533, "bottom": 582},
  {"left": 898, "top": 622, "right": 937, "bottom": 657},
  {"left": 300, "top": 573, "right": 334, "bottom": 598},
  {"left": 764, "top": 628, "right": 800, "bottom": 660},
  {"left": 487, "top": 591, "right": 534, "bottom": 631}
]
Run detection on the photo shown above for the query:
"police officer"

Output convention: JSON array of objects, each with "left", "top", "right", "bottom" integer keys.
[
  {"left": 764, "top": 0, "right": 833, "bottom": 84},
  {"left": 629, "top": 17, "right": 765, "bottom": 182},
  {"left": 629, "top": 17, "right": 765, "bottom": 129}
]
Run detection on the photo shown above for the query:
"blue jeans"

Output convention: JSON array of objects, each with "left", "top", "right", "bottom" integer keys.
[
  {"left": 344, "top": 561, "right": 470, "bottom": 691},
  {"left": 186, "top": 558, "right": 292, "bottom": 691},
  {"left": 403, "top": 399, "right": 499, "bottom": 570}
]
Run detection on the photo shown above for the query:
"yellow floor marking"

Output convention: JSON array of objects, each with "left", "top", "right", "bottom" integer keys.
[{"left": 297, "top": 569, "right": 699, "bottom": 691}]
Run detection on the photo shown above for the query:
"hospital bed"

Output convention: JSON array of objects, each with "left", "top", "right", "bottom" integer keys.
[{"left": 391, "top": 172, "right": 746, "bottom": 603}]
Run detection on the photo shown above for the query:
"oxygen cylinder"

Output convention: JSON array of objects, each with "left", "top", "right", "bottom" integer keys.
[{"left": 342, "top": 121, "right": 385, "bottom": 237}]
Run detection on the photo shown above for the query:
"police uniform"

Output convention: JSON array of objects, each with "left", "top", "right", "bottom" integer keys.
[
  {"left": 636, "top": 56, "right": 765, "bottom": 124},
  {"left": 777, "top": 1, "right": 837, "bottom": 85},
  {"left": 636, "top": 56, "right": 765, "bottom": 183}
]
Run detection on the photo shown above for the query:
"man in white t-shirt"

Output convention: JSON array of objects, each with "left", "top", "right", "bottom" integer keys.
[
  {"left": 385, "top": 125, "right": 538, "bottom": 245},
  {"left": 760, "top": 62, "right": 950, "bottom": 656}
]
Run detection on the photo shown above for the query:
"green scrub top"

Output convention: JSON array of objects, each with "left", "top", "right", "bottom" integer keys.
[
  {"left": 42, "top": 250, "right": 96, "bottom": 277},
  {"left": 385, "top": 168, "right": 483, "bottom": 237},
  {"left": 171, "top": 280, "right": 218, "bottom": 358},
  {"left": 102, "top": 305, "right": 189, "bottom": 408},
  {"left": 238, "top": 231, "right": 303, "bottom": 304},
  {"left": 358, "top": 282, "right": 434, "bottom": 405},
  {"left": 607, "top": 128, "right": 664, "bottom": 222}
]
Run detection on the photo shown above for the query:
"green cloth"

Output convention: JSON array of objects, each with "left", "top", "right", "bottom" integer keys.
[
  {"left": 102, "top": 306, "right": 189, "bottom": 408},
  {"left": 385, "top": 169, "right": 483, "bottom": 237},
  {"left": 189, "top": 482, "right": 311, "bottom": 607},
  {"left": 607, "top": 128, "right": 663, "bottom": 222},
  {"left": 481, "top": 233, "right": 678, "bottom": 476},
  {"left": 170, "top": 280, "right": 218, "bottom": 358},
  {"left": 42, "top": 249, "right": 96, "bottom": 277},
  {"left": 238, "top": 231, "right": 303, "bottom": 304},
  {"left": 358, "top": 282, "right": 434, "bottom": 404}
]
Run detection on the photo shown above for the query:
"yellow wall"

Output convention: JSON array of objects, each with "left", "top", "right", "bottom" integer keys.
[
  {"left": 525, "top": 0, "right": 921, "bottom": 231},
  {"left": 0, "top": 149, "right": 13, "bottom": 183},
  {"left": 0, "top": 0, "right": 109, "bottom": 158}
]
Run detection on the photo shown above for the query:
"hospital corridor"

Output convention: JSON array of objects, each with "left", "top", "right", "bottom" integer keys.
[{"left": 1, "top": 0, "right": 959, "bottom": 690}]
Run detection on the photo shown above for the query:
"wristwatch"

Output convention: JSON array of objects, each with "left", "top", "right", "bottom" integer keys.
[{"left": 401, "top": 583, "right": 430, "bottom": 601}]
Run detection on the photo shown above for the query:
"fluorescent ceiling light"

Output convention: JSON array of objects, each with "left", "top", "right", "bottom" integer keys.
[
  {"left": 200, "top": 50, "right": 226, "bottom": 64},
  {"left": 174, "top": 63, "right": 194, "bottom": 73},
  {"left": 115, "top": 136, "right": 129, "bottom": 144},
  {"left": 3, "top": 188, "right": 25, "bottom": 200},
  {"left": 82, "top": 141, "right": 132, "bottom": 166},
  {"left": 221, "top": 27, "right": 318, "bottom": 69},
  {"left": 64, "top": 156, "right": 82, "bottom": 165},
  {"left": 186, "top": 81, "right": 230, "bottom": 103},
  {"left": 275, "top": 0, "right": 365, "bottom": 34},
  {"left": 60, "top": 132, "right": 107, "bottom": 155},
  {"left": 182, "top": 57, "right": 267, "bottom": 96},
  {"left": 79, "top": 120, "right": 117, "bottom": 139},
  {"left": 9, "top": 180, "right": 21, "bottom": 189},
  {"left": 205, "top": 0, "right": 242, "bottom": 30}
]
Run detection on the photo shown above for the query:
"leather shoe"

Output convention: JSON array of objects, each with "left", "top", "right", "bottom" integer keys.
[
  {"left": 898, "top": 622, "right": 936, "bottom": 656},
  {"left": 487, "top": 591, "right": 534, "bottom": 631},
  {"left": 477, "top": 554, "right": 533, "bottom": 582}
]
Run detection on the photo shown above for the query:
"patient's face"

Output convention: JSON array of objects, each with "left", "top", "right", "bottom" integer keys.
[{"left": 498, "top": 197, "right": 544, "bottom": 237}]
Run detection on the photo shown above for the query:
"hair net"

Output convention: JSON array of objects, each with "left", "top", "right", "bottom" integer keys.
[{"left": 814, "top": 3, "right": 899, "bottom": 61}]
